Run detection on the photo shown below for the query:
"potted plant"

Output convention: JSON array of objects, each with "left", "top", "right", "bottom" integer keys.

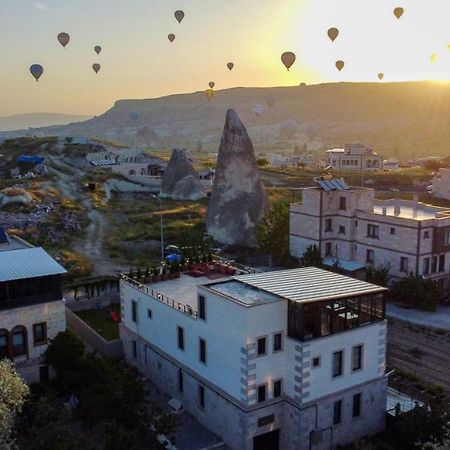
[
  {"left": 152, "top": 267, "right": 160, "bottom": 283},
  {"left": 161, "top": 266, "right": 168, "bottom": 281},
  {"left": 144, "top": 266, "right": 151, "bottom": 283}
]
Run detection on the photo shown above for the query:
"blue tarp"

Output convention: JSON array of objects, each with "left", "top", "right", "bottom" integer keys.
[
  {"left": 166, "top": 253, "right": 182, "bottom": 263},
  {"left": 17, "top": 155, "right": 45, "bottom": 165}
]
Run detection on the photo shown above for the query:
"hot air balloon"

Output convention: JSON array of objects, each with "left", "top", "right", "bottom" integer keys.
[
  {"left": 94, "top": 45, "right": 102, "bottom": 55},
  {"left": 175, "top": 10, "right": 185, "bottom": 23},
  {"left": 327, "top": 28, "right": 339, "bottom": 42},
  {"left": 281, "top": 52, "right": 296, "bottom": 71},
  {"left": 378, "top": 73, "right": 384, "bottom": 81},
  {"left": 335, "top": 60, "right": 345, "bottom": 72},
  {"left": 57, "top": 32, "right": 70, "bottom": 48},
  {"left": 393, "top": 7, "right": 404, "bottom": 19},
  {"left": 92, "top": 63, "right": 101, "bottom": 74},
  {"left": 431, "top": 53, "right": 438, "bottom": 64},
  {"left": 205, "top": 89, "right": 215, "bottom": 102},
  {"left": 168, "top": 34, "right": 176, "bottom": 43},
  {"left": 227, "top": 62, "right": 234, "bottom": 71},
  {"left": 30, "top": 64, "right": 44, "bottom": 82},
  {"left": 209, "top": 82, "right": 215, "bottom": 89}
]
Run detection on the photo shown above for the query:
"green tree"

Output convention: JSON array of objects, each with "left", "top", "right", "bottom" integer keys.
[
  {"left": 423, "top": 159, "right": 442, "bottom": 171},
  {"left": 390, "top": 399, "right": 450, "bottom": 449},
  {"left": 0, "top": 360, "right": 29, "bottom": 449},
  {"left": 391, "top": 273, "right": 443, "bottom": 311},
  {"left": 299, "top": 245, "right": 323, "bottom": 267},
  {"left": 366, "top": 264, "right": 390, "bottom": 287},
  {"left": 256, "top": 201, "right": 290, "bottom": 265},
  {"left": 46, "top": 330, "right": 85, "bottom": 376},
  {"left": 256, "top": 157, "right": 269, "bottom": 167}
]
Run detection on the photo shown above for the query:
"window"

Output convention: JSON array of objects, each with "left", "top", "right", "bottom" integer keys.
[
  {"left": 198, "top": 385, "right": 205, "bottom": 408},
  {"left": 333, "top": 400, "right": 342, "bottom": 425},
  {"left": 11, "top": 326, "right": 26, "bottom": 357},
  {"left": 400, "top": 257, "right": 409, "bottom": 273},
  {"left": 446, "top": 230, "right": 450, "bottom": 245},
  {"left": 355, "top": 220, "right": 358, "bottom": 227},
  {"left": 432, "top": 256, "right": 438, "bottom": 273},
  {"left": 273, "top": 333, "right": 282, "bottom": 352},
  {"left": 198, "top": 295, "right": 206, "bottom": 320},
  {"left": 257, "top": 337, "right": 267, "bottom": 356},
  {"left": 339, "top": 226, "right": 346, "bottom": 235},
  {"left": 424, "top": 231, "right": 430, "bottom": 239},
  {"left": 132, "top": 340, "right": 137, "bottom": 359},
  {"left": 33, "top": 323, "right": 47, "bottom": 346},
  {"left": 325, "top": 242, "right": 332, "bottom": 256},
  {"left": 367, "top": 224, "right": 379, "bottom": 239},
  {"left": 0, "top": 330, "right": 8, "bottom": 359},
  {"left": 273, "top": 380, "right": 282, "bottom": 398},
  {"left": 353, "top": 393, "right": 362, "bottom": 417},
  {"left": 312, "top": 356, "right": 321, "bottom": 368},
  {"left": 177, "top": 326, "right": 184, "bottom": 350},
  {"left": 178, "top": 369, "right": 184, "bottom": 392},
  {"left": 325, "top": 218, "right": 332, "bottom": 232},
  {"left": 332, "top": 351, "right": 343, "bottom": 378},
  {"left": 131, "top": 300, "right": 138, "bottom": 323},
  {"left": 439, "top": 255, "right": 445, "bottom": 272},
  {"left": 352, "top": 345, "right": 363, "bottom": 372},
  {"left": 366, "top": 249, "right": 374, "bottom": 264},
  {"left": 199, "top": 338, "right": 207, "bottom": 364},
  {"left": 390, "top": 227, "right": 396, "bottom": 235},
  {"left": 339, "top": 197, "right": 346, "bottom": 211},
  {"left": 423, "top": 258, "right": 430, "bottom": 276},
  {"left": 258, "top": 384, "right": 266, "bottom": 403},
  {"left": 147, "top": 309, "right": 152, "bottom": 319}
]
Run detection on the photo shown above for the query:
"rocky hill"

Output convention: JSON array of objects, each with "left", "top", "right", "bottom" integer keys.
[{"left": 6, "top": 82, "right": 450, "bottom": 158}]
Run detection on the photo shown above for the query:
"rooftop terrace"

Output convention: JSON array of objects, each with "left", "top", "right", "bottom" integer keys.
[{"left": 373, "top": 199, "right": 450, "bottom": 220}]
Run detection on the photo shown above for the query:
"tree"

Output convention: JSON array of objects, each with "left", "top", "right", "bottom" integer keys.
[
  {"left": 256, "top": 202, "right": 290, "bottom": 265},
  {"left": 366, "top": 264, "right": 390, "bottom": 287},
  {"left": 423, "top": 159, "right": 442, "bottom": 171},
  {"left": 256, "top": 158, "right": 269, "bottom": 167},
  {"left": 391, "top": 273, "right": 443, "bottom": 311},
  {"left": 299, "top": 245, "right": 322, "bottom": 267},
  {"left": 46, "top": 330, "right": 85, "bottom": 376},
  {"left": 0, "top": 359, "right": 29, "bottom": 449},
  {"left": 390, "top": 399, "right": 450, "bottom": 449}
]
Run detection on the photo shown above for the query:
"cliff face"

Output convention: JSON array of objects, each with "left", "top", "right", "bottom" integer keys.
[
  {"left": 205, "top": 109, "right": 268, "bottom": 247},
  {"left": 160, "top": 148, "right": 204, "bottom": 200}
]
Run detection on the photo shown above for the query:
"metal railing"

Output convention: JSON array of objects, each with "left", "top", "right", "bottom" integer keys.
[
  {"left": 120, "top": 275, "right": 198, "bottom": 319},
  {"left": 211, "top": 255, "right": 264, "bottom": 274}
]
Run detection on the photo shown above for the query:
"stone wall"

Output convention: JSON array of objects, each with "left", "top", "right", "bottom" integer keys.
[{"left": 66, "top": 308, "right": 123, "bottom": 358}]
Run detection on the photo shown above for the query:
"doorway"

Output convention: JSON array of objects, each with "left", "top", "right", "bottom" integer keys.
[{"left": 253, "top": 429, "right": 280, "bottom": 450}]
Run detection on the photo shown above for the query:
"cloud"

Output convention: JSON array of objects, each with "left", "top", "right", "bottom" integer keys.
[{"left": 33, "top": 2, "right": 48, "bottom": 11}]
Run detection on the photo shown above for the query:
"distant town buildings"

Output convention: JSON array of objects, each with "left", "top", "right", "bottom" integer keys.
[
  {"left": 0, "top": 229, "right": 66, "bottom": 383},
  {"left": 268, "top": 153, "right": 320, "bottom": 169},
  {"left": 120, "top": 265, "right": 388, "bottom": 450},
  {"left": 290, "top": 177, "right": 450, "bottom": 288},
  {"left": 427, "top": 168, "right": 450, "bottom": 201},
  {"left": 326, "top": 144, "right": 383, "bottom": 171},
  {"left": 382, "top": 158, "right": 399, "bottom": 171},
  {"left": 85, "top": 148, "right": 142, "bottom": 165}
]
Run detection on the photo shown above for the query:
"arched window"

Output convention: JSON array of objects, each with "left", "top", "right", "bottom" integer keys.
[
  {"left": 0, "top": 329, "right": 9, "bottom": 359},
  {"left": 11, "top": 326, "right": 27, "bottom": 357}
]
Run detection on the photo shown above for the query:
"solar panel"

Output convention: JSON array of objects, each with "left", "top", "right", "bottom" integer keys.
[
  {"left": 316, "top": 178, "right": 350, "bottom": 191},
  {"left": 0, "top": 227, "right": 8, "bottom": 244}
]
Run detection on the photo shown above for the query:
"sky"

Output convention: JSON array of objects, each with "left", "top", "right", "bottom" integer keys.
[{"left": 0, "top": 0, "right": 449, "bottom": 116}]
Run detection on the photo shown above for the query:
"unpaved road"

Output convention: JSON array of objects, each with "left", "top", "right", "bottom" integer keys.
[{"left": 47, "top": 157, "right": 127, "bottom": 276}]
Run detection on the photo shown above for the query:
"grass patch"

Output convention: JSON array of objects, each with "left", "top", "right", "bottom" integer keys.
[{"left": 76, "top": 305, "right": 120, "bottom": 341}]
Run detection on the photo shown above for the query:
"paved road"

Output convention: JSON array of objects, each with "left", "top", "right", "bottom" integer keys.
[{"left": 387, "top": 303, "right": 450, "bottom": 331}]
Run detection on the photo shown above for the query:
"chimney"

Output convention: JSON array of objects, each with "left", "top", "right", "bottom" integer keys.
[{"left": 394, "top": 198, "right": 401, "bottom": 216}]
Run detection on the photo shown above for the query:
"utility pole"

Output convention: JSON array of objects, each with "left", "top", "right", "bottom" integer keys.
[{"left": 152, "top": 195, "right": 164, "bottom": 264}]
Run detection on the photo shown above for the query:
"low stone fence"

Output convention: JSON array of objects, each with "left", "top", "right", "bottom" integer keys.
[
  {"left": 65, "top": 308, "right": 123, "bottom": 358},
  {"left": 65, "top": 294, "right": 120, "bottom": 313}
]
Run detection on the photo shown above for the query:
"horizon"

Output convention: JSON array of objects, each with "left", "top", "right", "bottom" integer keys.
[{"left": 1, "top": 0, "right": 449, "bottom": 116}]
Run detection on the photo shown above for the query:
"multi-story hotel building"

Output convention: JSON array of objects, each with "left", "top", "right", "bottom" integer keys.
[
  {"left": 0, "top": 229, "right": 66, "bottom": 383},
  {"left": 120, "top": 266, "right": 388, "bottom": 450},
  {"left": 290, "top": 178, "right": 450, "bottom": 287},
  {"left": 326, "top": 144, "right": 383, "bottom": 171}
]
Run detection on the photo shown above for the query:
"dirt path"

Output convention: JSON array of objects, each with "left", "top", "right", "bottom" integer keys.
[{"left": 47, "top": 157, "right": 127, "bottom": 277}]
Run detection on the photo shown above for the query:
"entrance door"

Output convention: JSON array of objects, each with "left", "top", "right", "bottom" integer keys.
[{"left": 253, "top": 429, "right": 280, "bottom": 450}]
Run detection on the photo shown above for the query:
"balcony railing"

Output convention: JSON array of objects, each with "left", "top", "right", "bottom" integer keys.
[{"left": 120, "top": 275, "right": 198, "bottom": 319}]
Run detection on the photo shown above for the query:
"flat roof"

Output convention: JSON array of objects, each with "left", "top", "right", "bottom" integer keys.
[
  {"left": 323, "top": 258, "right": 366, "bottom": 272},
  {"left": 373, "top": 200, "right": 450, "bottom": 220},
  {"left": 0, "top": 247, "right": 66, "bottom": 282},
  {"left": 232, "top": 267, "right": 386, "bottom": 303}
]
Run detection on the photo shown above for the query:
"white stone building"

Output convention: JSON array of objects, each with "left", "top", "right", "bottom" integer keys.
[
  {"left": 0, "top": 231, "right": 66, "bottom": 383},
  {"left": 85, "top": 148, "right": 142, "bottom": 165},
  {"left": 427, "top": 168, "right": 450, "bottom": 201},
  {"left": 120, "top": 267, "right": 388, "bottom": 450},
  {"left": 290, "top": 178, "right": 450, "bottom": 287},
  {"left": 327, "top": 144, "right": 383, "bottom": 171}
]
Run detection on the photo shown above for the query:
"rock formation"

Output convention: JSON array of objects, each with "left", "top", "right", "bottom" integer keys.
[
  {"left": 160, "top": 148, "right": 204, "bottom": 200},
  {"left": 205, "top": 109, "right": 268, "bottom": 247}
]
